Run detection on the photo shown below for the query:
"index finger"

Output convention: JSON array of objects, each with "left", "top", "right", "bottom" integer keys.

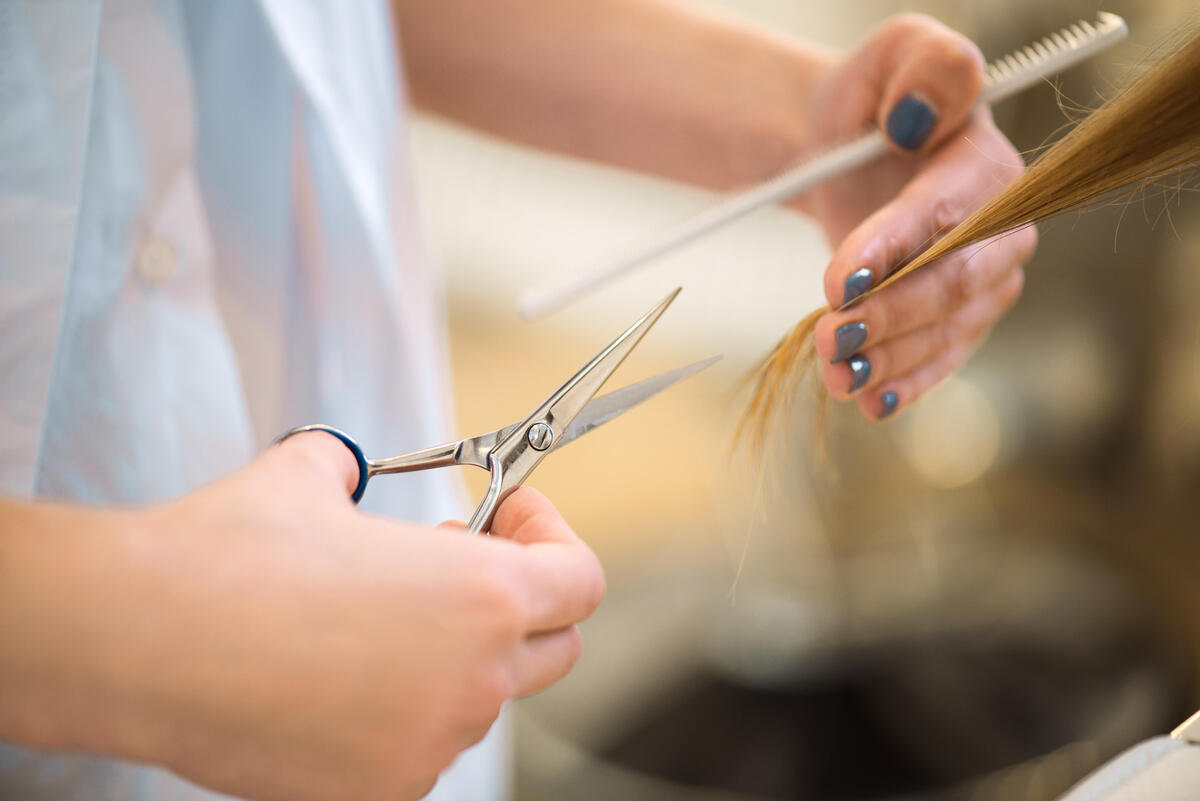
[{"left": 491, "top": 486, "right": 578, "bottom": 546}]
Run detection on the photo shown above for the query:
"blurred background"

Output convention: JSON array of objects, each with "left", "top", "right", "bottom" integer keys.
[{"left": 408, "top": 1, "right": 1200, "bottom": 799}]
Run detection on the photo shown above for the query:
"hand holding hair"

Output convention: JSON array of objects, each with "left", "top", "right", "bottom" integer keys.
[
  {"left": 744, "top": 26, "right": 1200, "bottom": 452},
  {"left": 786, "top": 14, "right": 1034, "bottom": 430}
]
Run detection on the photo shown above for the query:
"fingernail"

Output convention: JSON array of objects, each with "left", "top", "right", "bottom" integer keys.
[
  {"left": 848, "top": 355, "right": 871, "bottom": 393},
  {"left": 879, "top": 391, "right": 899, "bottom": 419},
  {"left": 833, "top": 322, "right": 868, "bottom": 363},
  {"left": 843, "top": 267, "right": 874, "bottom": 306},
  {"left": 886, "top": 94, "right": 937, "bottom": 151}
]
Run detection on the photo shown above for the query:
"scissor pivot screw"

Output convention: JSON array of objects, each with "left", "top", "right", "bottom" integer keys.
[{"left": 527, "top": 422, "right": 554, "bottom": 451}]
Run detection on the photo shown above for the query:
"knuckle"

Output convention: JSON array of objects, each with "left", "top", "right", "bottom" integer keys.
[
  {"left": 825, "top": 270, "right": 846, "bottom": 308},
  {"left": 461, "top": 663, "right": 513, "bottom": 730},
  {"left": 1002, "top": 267, "right": 1026, "bottom": 307},
  {"left": 958, "top": 251, "right": 991, "bottom": 295},
  {"left": 1001, "top": 154, "right": 1025, "bottom": 184},
  {"left": 581, "top": 553, "right": 607, "bottom": 616},
  {"left": 283, "top": 433, "right": 335, "bottom": 474},
  {"left": 940, "top": 258, "right": 972, "bottom": 311},
  {"left": 882, "top": 12, "right": 938, "bottom": 41},
  {"left": 952, "top": 262, "right": 975, "bottom": 307},
  {"left": 561, "top": 628, "right": 585, "bottom": 674},
  {"left": 881, "top": 230, "right": 907, "bottom": 271},
  {"left": 822, "top": 363, "right": 847, "bottom": 399},
  {"left": 966, "top": 315, "right": 993, "bottom": 344},
  {"left": 933, "top": 321, "right": 956, "bottom": 356},
  {"left": 923, "top": 362, "right": 953, "bottom": 395},
  {"left": 277, "top": 432, "right": 359, "bottom": 494},
  {"left": 480, "top": 664, "right": 515, "bottom": 712},
  {"left": 931, "top": 195, "right": 967, "bottom": 237},
  {"left": 1016, "top": 224, "right": 1039, "bottom": 262},
  {"left": 878, "top": 15, "right": 983, "bottom": 85},
  {"left": 866, "top": 295, "right": 892, "bottom": 340},
  {"left": 941, "top": 34, "right": 985, "bottom": 87},
  {"left": 992, "top": 143, "right": 1026, "bottom": 184},
  {"left": 862, "top": 346, "right": 885, "bottom": 384},
  {"left": 961, "top": 308, "right": 989, "bottom": 342},
  {"left": 493, "top": 487, "right": 555, "bottom": 536},
  {"left": 521, "top": 509, "right": 559, "bottom": 539},
  {"left": 925, "top": 371, "right": 952, "bottom": 399},
  {"left": 942, "top": 345, "right": 969, "bottom": 377}
]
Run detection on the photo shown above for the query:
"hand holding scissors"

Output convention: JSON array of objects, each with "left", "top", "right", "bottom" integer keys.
[{"left": 279, "top": 289, "right": 718, "bottom": 533}]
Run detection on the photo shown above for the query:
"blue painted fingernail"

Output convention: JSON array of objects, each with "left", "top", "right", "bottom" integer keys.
[
  {"left": 879, "top": 391, "right": 899, "bottom": 419},
  {"left": 843, "top": 267, "right": 874, "bottom": 306},
  {"left": 833, "top": 322, "right": 868, "bottom": 363},
  {"left": 848, "top": 354, "right": 871, "bottom": 393},
  {"left": 886, "top": 94, "right": 937, "bottom": 151}
]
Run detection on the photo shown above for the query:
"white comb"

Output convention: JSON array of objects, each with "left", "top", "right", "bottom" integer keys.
[{"left": 517, "top": 12, "right": 1128, "bottom": 319}]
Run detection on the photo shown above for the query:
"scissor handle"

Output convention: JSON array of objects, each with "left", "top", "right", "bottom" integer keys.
[
  {"left": 466, "top": 452, "right": 513, "bottom": 535},
  {"left": 276, "top": 424, "right": 370, "bottom": 503}
]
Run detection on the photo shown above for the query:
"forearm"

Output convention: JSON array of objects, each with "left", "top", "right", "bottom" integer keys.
[
  {"left": 0, "top": 498, "right": 162, "bottom": 760},
  {"left": 393, "top": 0, "right": 832, "bottom": 189}
]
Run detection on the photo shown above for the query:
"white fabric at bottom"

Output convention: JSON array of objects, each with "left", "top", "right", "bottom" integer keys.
[{"left": 1056, "top": 737, "right": 1196, "bottom": 801}]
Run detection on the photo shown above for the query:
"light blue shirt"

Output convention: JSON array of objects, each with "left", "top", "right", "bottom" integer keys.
[{"left": 0, "top": 0, "right": 505, "bottom": 798}]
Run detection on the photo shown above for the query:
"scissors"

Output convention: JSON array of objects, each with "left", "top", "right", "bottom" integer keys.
[{"left": 278, "top": 288, "right": 718, "bottom": 533}]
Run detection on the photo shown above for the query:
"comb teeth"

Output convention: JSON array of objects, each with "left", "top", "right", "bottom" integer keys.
[{"left": 985, "top": 13, "right": 1122, "bottom": 85}]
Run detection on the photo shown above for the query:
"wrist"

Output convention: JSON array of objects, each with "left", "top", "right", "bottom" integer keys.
[
  {"left": 0, "top": 499, "right": 178, "bottom": 763},
  {"left": 709, "top": 35, "right": 834, "bottom": 189}
]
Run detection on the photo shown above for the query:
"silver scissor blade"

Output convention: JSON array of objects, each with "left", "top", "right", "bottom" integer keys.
[{"left": 556, "top": 355, "right": 721, "bottom": 449}]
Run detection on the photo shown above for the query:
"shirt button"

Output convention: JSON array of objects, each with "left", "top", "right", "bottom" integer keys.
[{"left": 136, "top": 236, "right": 177, "bottom": 286}]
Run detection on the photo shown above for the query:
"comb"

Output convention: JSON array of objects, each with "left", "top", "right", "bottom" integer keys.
[{"left": 517, "top": 12, "right": 1128, "bottom": 319}]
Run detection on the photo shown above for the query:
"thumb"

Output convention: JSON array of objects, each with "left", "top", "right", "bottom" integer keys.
[
  {"left": 873, "top": 17, "right": 985, "bottom": 153},
  {"left": 270, "top": 428, "right": 365, "bottom": 501}
]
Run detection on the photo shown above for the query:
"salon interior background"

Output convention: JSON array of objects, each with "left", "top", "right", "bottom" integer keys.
[{"left": 410, "top": 0, "right": 1200, "bottom": 798}]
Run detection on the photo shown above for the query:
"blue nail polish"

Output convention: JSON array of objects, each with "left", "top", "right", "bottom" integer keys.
[
  {"left": 834, "top": 322, "right": 868, "bottom": 363},
  {"left": 886, "top": 94, "right": 937, "bottom": 151},
  {"left": 848, "top": 355, "right": 871, "bottom": 393},
  {"left": 879, "top": 391, "right": 898, "bottom": 419},
  {"left": 843, "top": 267, "right": 874, "bottom": 306}
]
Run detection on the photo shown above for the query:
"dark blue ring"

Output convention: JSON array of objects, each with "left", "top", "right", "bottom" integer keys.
[{"left": 279, "top": 424, "right": 369, "bottom": 503}]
